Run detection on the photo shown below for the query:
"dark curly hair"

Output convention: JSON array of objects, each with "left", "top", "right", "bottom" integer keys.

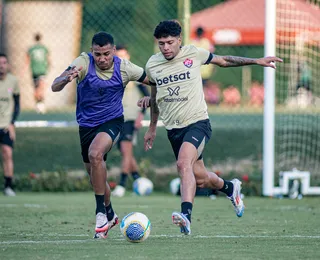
[
  {"left": 154, "top": 20, "right": 182, "bottom": 39},
  {"left": 92, "top": 32, "right": 114, "bottom": 47}
]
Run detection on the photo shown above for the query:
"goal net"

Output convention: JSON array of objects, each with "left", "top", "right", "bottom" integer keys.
[{"left": 273, "top": 0, "right": 320, "bottom": 195}]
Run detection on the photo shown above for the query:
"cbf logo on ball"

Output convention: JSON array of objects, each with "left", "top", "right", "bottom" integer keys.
[{"left": 183, "top": 58, "right": 193, "bottom": 68}]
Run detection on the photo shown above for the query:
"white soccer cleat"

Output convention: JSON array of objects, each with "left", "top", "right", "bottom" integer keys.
[
  {"left": 94, "top": 212, "right": 109, "bottom": 239},
  {"left": 94, "top": 213, "right": 119, "bottom": 239},
  {"left": 107, "top": 213, "right": 119, "bottom": 230},
  {"left": 95, "top": 212, "right": 109, "bottom": 233},
  {"left": 112, "top": 185, "right": 126, "bottom": 197},
  {"left": 227, "top": 179, "right": 245, "bottom": 217},
  {"left": 35, "top": 102, "right": 46, "bottom": 114},
  {"left": 3, "top": 187, "right": 16, "bottom": 197},
  {"left": 172, "top": 212, "right": 191, "bottom": 235}
]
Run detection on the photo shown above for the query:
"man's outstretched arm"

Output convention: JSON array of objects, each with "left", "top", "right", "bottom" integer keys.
[{"left": 210, "top": 55, "right": 283, "bottom": 69}]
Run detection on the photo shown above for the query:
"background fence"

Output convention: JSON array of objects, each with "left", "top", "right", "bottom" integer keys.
[{"left": 0, "top": 0, "right": 319, "bottom": 188}]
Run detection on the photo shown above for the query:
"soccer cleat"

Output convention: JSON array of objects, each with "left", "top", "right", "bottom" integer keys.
[
  {"left": 95, "top": 212, "right": 109, "bottom": 233},
  {"left": 93, "top": 231, "right": 108, "bottom": 239},
  {"left": 172, "top": 212, "right": 191, "bottom": 235},
  {"left": 94, "top": 213, "right": 118, "bottom": 239},
  {"left": 3, "top": 187, "right": 16, "bottom": 196},
  {"left": 227, "top": 179, "right": 245, "bottom": 217},
  {"left": 107, "top": 213, "right": 119, "bottom": 230},
  {"left": 93, "top": 212, "right": 109, "bottom": 239},
  {"left": 112, "top": 185, "right": 126, "bottom": 197},
  {"left": 35, "top": 102, "right": 46, "bottom": 114}
]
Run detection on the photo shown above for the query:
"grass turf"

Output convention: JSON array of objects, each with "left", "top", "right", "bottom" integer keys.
[{"left": 0, "top": 192, "right": 319, "bottom": 260}]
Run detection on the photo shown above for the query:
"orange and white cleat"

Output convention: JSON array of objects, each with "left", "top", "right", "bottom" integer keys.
[{"left": 227, "top": 179, "right": 245, "bottom": 217}]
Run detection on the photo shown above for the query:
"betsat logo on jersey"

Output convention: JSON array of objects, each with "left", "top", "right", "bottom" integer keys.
[{"left": 156, "top": 71, "right": 191, "bottom": 86}]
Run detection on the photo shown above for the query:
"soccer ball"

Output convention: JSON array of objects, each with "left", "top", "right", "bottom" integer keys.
[
  {"left": 170, "top": 177, "right": 181, "bottom": 195},
  {"left": 120, "top": 212, "right": 151, "bottom": 243},
  {"left": 133, "top": 177, "right": 153, "bottom": 196}
]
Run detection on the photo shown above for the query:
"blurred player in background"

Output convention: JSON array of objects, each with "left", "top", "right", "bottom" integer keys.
[
  {"left": 140, "top": 20, "right": 282, "bottom": 235},
  {"left": 112, "top": 45, "right": 150, "bottom": 197},
  {"left": 51, "top": 32, "right": 149, "bottom": 239},
  {"left": 26, "top": 33, "right": 50, "bottom": 114},
  {"left": 191, "top": 27, "right": 214, "bottom": 87},
  {"left": 0, "top": 53, "right": 20, "bottom": 196}
]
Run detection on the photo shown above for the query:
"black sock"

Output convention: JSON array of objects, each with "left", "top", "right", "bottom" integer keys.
[
  {"left": 119, "top": 173, "right": 128, "bottom": 187},
  {"left": 181, "top": 202, "right": 193, "bottom": 223},
  {"left": 219, "top": 180, "right": 234, "bottom": 197},
  {"left": 95, "top": 194, "right": 106, "bottom": 214},
  {"left": 4, "top": 177, "right": 13, "bottom": 189},
  {"left": 131, "top": 171, "right": 140, "bottom": 180},
  {"left": 105, "top": 202, "right": 115, "bottom": 221}
]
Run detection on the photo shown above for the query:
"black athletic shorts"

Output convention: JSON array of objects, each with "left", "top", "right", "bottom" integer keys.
[
  {"left": 117, "top": 120, "right": 137, "bottom": 149},
  {"left": 0, "top": 128, "right": 14, "bottom": 148},
  {"left": 167, "top": 119, "right": 212, "bottom": 160},
  {"left": 79, "top": 116, "right": 124, "bottom": 163}
]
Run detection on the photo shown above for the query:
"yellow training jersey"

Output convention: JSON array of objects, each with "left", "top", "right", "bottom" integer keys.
[
  {"left": 123, "top": 81, "right": 144, "bottom": 121},
  {"left": 146, "top": 45, "right": 212, "bottom": 130},
  {"left": 0, "top": 73, "right": 19, "bottom": 128},
  {"left": 191, "top": 38, "right": 214, "bottom": 80}
]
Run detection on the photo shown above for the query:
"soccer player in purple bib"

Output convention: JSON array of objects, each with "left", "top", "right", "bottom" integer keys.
[
  {"left": 51, "top": 32, "right": 149, "bottom": 239},
  {"left": 141, "top": 20, "right": 282, "bottom": 235}
]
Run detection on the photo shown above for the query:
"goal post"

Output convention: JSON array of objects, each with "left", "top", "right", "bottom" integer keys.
[{"left": 263, "top": 0, "right": 276, "bottom": 196}]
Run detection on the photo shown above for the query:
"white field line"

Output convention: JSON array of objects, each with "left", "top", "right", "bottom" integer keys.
[
  {"left": 15, "top": 120, "right": 164, "bottom": 128},
  {"left": 1, "top": 234, "right": 320, "bottom": 245},
  {"left": 0, "top": 204, "right": 47, "bottom": 208}
]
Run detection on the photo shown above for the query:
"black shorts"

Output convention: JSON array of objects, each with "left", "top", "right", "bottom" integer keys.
[
  {"left": 79, "top": 116, "right": 124, "bottom": 163},
  {"left": 117, "top": 120, "right": 137, "bottom": 149},
  {"left": 0, "top": 129, "right": 14, "bottom": 148},
  {"left": 120, "top": 121, "right": 136, "bottom": 142},
  {"left": 167, "top": 119, "right": 212, "bottom": 160}
]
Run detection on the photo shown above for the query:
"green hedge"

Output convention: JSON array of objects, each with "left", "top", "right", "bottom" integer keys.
[
  {"left": 9, "top": 125, "right": 263, "bottom": 175},
  {"left": 8, "top": 168, "right": 263, "bottom": 196}
]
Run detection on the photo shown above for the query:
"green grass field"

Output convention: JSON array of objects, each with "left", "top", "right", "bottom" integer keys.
[{"left": 1, "top": 193, "right": 319, "bottom": 260}]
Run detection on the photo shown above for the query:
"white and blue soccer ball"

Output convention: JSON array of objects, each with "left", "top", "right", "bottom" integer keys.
[
  {"left": 120, "top": 212, "right": 151, "bottom": 243},
  {"left": 133, "top": 177, "right": 153, "bottom": 196},
  {"left": 170, "top": 177, "right": 181, "bottom": 195}
]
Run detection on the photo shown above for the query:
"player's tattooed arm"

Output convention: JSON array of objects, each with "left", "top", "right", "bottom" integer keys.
[
  {"left": 210, "top": 55, "right": 283, "bottom": 68},
  {"left": 144, "top": 85, "right": 159, "bottom": 151},
  {"left": 51, "top": 66, "right": 83, "bottom": 92},
  {"left": 149, "top": 85, "right": 159, "bottom": 129}
]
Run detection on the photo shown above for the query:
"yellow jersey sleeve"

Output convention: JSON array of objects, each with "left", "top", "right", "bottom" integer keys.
[
  {"left": 70, "top": 52, "right": 89, "bottom": 83},
  {"left": 196, "top": 47, "right": 212, "bottom": 65},
  {"left": 120, "top": 59, "right": 144, "bottom": 85}
]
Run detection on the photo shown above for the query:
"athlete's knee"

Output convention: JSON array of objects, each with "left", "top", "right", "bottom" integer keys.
[
  {"left": 1, "top": 147, "right": 12, "bottom": 161},
  {"left": 176, "top": 159, "right": 193, "bottom": 176},
  {"left": 88, "top": 149, "right": 104, "bottom": 165}
]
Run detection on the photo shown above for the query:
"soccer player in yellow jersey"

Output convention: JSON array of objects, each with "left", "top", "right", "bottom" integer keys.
[
  {"left": 112, "top": 45, "right": 150, "bottom": 197},
  {"left": 142, "top": 20, "right": 283, "bottom": 235},
  {"left": 0, "top": 53, "right": 20, "bottom": 196}
]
